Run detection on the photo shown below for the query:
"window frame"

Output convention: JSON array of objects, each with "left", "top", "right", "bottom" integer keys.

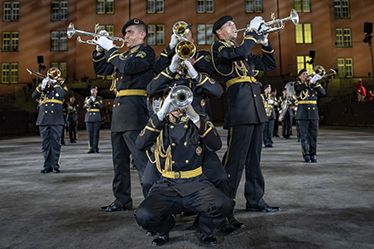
[
  {"left": 197, "top": 24, "right": 214, "bottom": 45},
  {"left": 294, "top": 0, "right": 311, "bottom": 13},
  {"left": 333, "top": 0, "right": 350, "bottom": 19},
  {"left": 147, "top": 24, "right": 165, "bottom": 46},
  {"left": 245, "top": 0, "right": 263, "bottom": 13},
  {"left": 51, "top": 0, "right": 68, "bottom": 22},
  {"left": 296, "top": 55, "right": 313, "bottom": 75},
  {"left": 147, "top": 0, "right": 164, "bottom": 14},
  {"left": 1, "top": 31, "right": 19, "bottom": 52},
  {"left": 3, "top": 1, "right": 20, "bottom": 22},
  {"left": 1, "top": 62, "right": 18, "bottom": 84},
  {"left": 196, "top": 0, "right": 214, "bottom": 14},
  {"left": 96, "top": 0, "right": 115, "bottom": 15},
  {"left": 335, "top": 28, "right": 352, "bottom": 48},
  {"left": 295, "top": 23, "right": 313, "bottom": 44},
  {"left": 337, "top": 57, "right": 353, "bottom": 78},
  {"left": 50, "top": 31, "right": 68, "bottom": 52}
]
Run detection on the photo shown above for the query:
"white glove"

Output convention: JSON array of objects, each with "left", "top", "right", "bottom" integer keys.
[
  {"left": 310, "top": 74, "right": 322, "bottom": 84},
  {"left": 169, "top": 54, "right": 180, "bottom": 73},
  {"left": 249, "top": 16, "right": 265, "bottom": 33},
  {"left": 90, "top": 96, "right": 95, "bottom": 102},
  {"left": 96, "top": 45, "right": 104, "bottom": 53},
  {"left": 156, "top": 91, "right": 174, "bottom": 121},
  {"left": 185, "top": 105, "right": 200, "bottom": 124},
  {"left": 268, "top": 99, "right": 274, "bottom": 105},
  {"left": 184, "top": 60, "right": 198, "bottom": 79},
  {"left": 94, "top": 36, "right": 114, "bottom": 51},
  {"left": 41, "top": 77, "right": 49, "bottom": 90},
  {"left": 258, "top": 33, "right": 269, "bottom": 46},
  {"left": 169, "top": 34, "right": 178, "bottom": 49}
]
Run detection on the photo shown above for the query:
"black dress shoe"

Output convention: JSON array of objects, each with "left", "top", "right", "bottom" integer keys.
[
  {"left": 303, "top": 156, "right": 310, "bottom": 163},
  {"left": 152, "top": 233, "right": 169, "bottom": 246},
  {"left": 246, "top": 205, "right": 280, "bottom": 213},
  {"left": 227, "top": 216, "right": 245, "bottom": 229},
  {"left": 40, "top": 169, "right": 52, "bottom": 174},
  {"left": 310, "top": 156, "right": 317, "bottom": 163},
  {"left": 219, "top": 222, "right": 236, "bottom": 234},
  {"left": 53, "top": 168, "right": 60, "bottom": 173},
  {"left": 87, "top": 149, "right": 95, "bottom": 153},
  {"left": 199, "top": 234, "right": 217, "bottom": 246},
  {"left": 146, "top": 231, "right": 156, "bottom": 236},
  {"left": 101, "top": 202, "right": 131, "bottom": 212}
]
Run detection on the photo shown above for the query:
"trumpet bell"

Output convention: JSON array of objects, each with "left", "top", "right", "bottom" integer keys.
[
  {"left": 66, "top": 23, "right": 75, "bottom": 39},
  {"left": 170, "top": 85, "right": 193, "bottom": 109},
  {"left": 47, "top": 67, "right": 62, "bottom": 80},
  {"left": 175, "top": 40, "right": 196, "bottom": 60},
  {"left": 173, "top": 21, "right": 190, "bottom": 39},
  {"left": 289, "top": 9, "right": 299, "bottom": 25}
]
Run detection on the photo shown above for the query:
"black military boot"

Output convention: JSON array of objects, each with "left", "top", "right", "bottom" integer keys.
[
  {"left": 199, "top": 233, "right": 217, "bottom": 246},
  {"left": 152, "top": 233, "right": 169, "bottom": 246}
]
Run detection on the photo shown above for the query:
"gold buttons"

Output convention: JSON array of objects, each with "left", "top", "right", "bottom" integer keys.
[
  {"left": 184, "top": 124, "right": 188, "bottom": 129},
  {"left": 171, "top": 143, "right": 176, "bottom": 147},
  {"left": 185, "top": 160, "right": 189, "bottom": 164},
  {"left": 172, "top": 160, "right": 175, "bottom": 164},
  {"left": 184, "top": 141, "right": 188, "bottom": 146},
  {"left": 253, "top": 94, "right": 257, "bottom": 97},
  {"left": 51, "top": 104, "right": 54, "bottom": 106},
  {"left": 312, "top": 107, "right": 316, "bottom": 110},
  {"left": 51, "top": 110, "right": 54, "bottom": 113},
  {"left": 45, "top": 111, "right": 48, "bottom": 113},
  {"left": 170, "top": 125, "right": 175, "bottom": 129},
  {"left": 118, "top": 103, "right": 121, "bottom": 106},
  {"left": 308, "top": 107, "right": 311, "bottom": 110}
]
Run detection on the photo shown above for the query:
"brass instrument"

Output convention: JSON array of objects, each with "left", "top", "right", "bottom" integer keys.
[
  {"left": 175, "top": 40, "right": 196, "bottom": 60},
  {"left": 263, "top": 94, "right": 274, "bottom": 117},
  {"left": 313, "top": 65, "right": 337, "bottom": 79},
  {"left": 172, "top": 21, "right": 190, "bottom": 40},
  {"left": 170, "top": 85, "right": 193, "bottom": 109},
  {"left": 236, "top": 9, "right": 299, "bottom": 34},
  {"left": 66, "top": 23, "right": 126, "bottom": 48},
  {"left": 26, "top": 67, "right": 63, "bottom": 83}
]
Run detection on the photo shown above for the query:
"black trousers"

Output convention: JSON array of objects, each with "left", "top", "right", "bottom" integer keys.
[
  {"left": 68, "top": 119, "right": 77, "bottom": 142},
  {"left": 263, "top": 119, "right": 274, "bottom": 146},
  {"left": 273, "top": 117, "right": 279, "bottom": 137},
  {"left": 39, "top": 125, "right": 64, "bottom": 170},
  {"left": 223, "top": 124, "right": 266, "bottom": 209},
  {"left": 111, "top": 131, "right": 148, "bottom": 208},
  {"left": 142, "top": 149, "right": 230, "bottom": 197},
  {"left": 86, "top": 122, "right": 101, "bottom": 151},
  {"left": 298, "top": 119, "right": 319, "bottom": 157},
  {"left": 135, "top": 178, "right": 233, "bottom": 236},
  {"left": 282, "top": 110, "right": 292, "bottom": 139}
]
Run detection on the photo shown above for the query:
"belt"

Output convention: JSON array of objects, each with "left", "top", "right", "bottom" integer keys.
[
  {"left": 41, "top": 99, "right": 63, "bottom": 105},
  {"left": 225, "top": 76, "right": 257, "bottom": 88},
  {"left": 161, "top": 166, "right": 203, "bottom": 179},
  {"left": 116, "top": 89, "right": 147, "bottom": 97},
  {"left": 88, "top": 109, "right": 100, "bottom": 112},
  {"left": 298, "top": 100, "right": 317, "bottom": 105}
]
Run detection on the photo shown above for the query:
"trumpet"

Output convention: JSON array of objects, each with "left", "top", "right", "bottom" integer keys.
[
  {"left": 175, "top": 40, "right": 196, "bottom": 60},
  {"left": 236, "top": 9, "right": 299, "bottom": 34},
  {"left": 311, "top": 65, "right": 337, "bottom": 81},
  {"left": 66, "top": 23, "right": 126, "bottom": 48},
  {"left": 172, "top": 21, "right": 190, "bottom": 40},
  {"left": 27, "top": 67, "right": 64, "bottom": 85},
  {"left": 170, "top": 85, "right": 193, "bottom": 109}
]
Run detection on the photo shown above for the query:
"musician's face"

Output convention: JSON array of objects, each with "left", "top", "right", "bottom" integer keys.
[
  {"left": 185, "top": 30, "right": 194, "bottom": 43},
  {"left": 217, "top": 21, "right": 237, "bottom": 40},
  {"left": 299, "top": 71, "right": 309, "bottom": 82},
  {"left": 124, "top": 25, "right": 146, "bottom": 48}
]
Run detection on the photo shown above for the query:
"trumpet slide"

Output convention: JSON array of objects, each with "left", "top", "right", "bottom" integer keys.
[{"left": 66, "top": 23, "right": 126, "bottom": 48}]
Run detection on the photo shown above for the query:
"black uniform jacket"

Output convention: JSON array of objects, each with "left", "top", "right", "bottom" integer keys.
[
  {"left": 66, "top": 102, "right": 78, "bottom": 122},
  {"left": 136, "top": 114, "right": 221, "bottom": 196},
  {"left": 84, "top": 96, "right": 104, "bottom": 122},
  {"left": 92, "top": 44, "right": 155, "bottom": 132},
  {"left": 294, "top": 80, "right": 326, "bottom": 120},
  {"left": 32, "top": 82, "right": 66, "bottom": 126},
  {"left": 212, "top": 32, "right": 276, "bottom": 128}
]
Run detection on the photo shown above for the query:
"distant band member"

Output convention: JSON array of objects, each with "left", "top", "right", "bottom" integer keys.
[
  {"left": 84, "top": 87, "right": 103, "bottom": 153},
  {"left": 66, "top": 96, "right": 78, "bottom": 143},
  {"left": 93, "top": 18, "right": 155, "bottom": 211},
  {"left": 211, "top": 15, "right": 279, "bottom": 212},
  {"left": 294, "top": 69, "right": 326, "bottom": 163},
  {"left": 262, "top": 84, "right": 275, "bottom": 148},
  {"left": 32, "top": 67, "right": 66, "bottom": 173}
]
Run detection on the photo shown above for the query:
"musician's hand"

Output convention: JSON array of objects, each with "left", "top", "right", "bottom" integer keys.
[
  {"left": 268, "top": 98, "right": 274, "bottom": 105},
  {"left": 89, "top": 96, "right": 95, "bottom": 102},
  {"left": 184, "top": 60, "right": 198, "bottom": 79},
  {"left": 310, "top": 74, "right": 322, "bottom": 84},
  {"left": 258, "top": 33, "right": 269, "bottom": 46},
  {"left": 169, "top": 34, "right": 179, "bottom": 49},
  {"left": 249, "top": 16, "right": 265, "bottom": 33},
  {"left": 96, "top": 45, "right": 104, "bottom": 53},
  {"left": 94, "top": 36, "right": 114, "bottom": 51},
  {"left": 156, "top": 91, "right": 174, "bottom": 121},
  {"left": 185, "top": 105, "right": 200, "bottom": 125},
  {"left": 169, "top": 54, "right": 180, "bottom": 73},
  {"left": 41, "top": 77, "right": 49, "bottom": 90}
]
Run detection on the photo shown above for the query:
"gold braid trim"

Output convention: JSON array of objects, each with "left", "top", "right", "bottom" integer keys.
[{"left": 154, "top": 130, "right": 173, "bottom": 173}]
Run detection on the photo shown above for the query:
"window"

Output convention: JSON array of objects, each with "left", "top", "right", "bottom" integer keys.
[
  {"left": 296, "top": 23, "right": 312, "bottom": 44},
  {"left": 147, "top": 25, "right": 164, "bottom": 45},
  {"left": 333, "top": 0, "right": 350, "bottom": 19},
  {"left": 50, "top": 62, "right": 67, "bottom": 78},
  {"left": 196, "top": 0, "right": 214, "bottom": 13},
  {"left": 1, "top": 63, "right": 18, "bottom": 84},
  {"left": 335, "top": 28, "right": 352, "bottom": 47},
  {"left": 294, "top": 0, "right": 311, "bottom": 12},
  {"left": 96, "top": 0, "right": 114, "bottom": 14},
  {"left": 337, "top": 58, "right": 353, "bottom": 77},
  {"left": 51, "top": 31, "right": 68, "bottom": 52},
  {"left": 3, "top": 1, "right": 19, "bottom": 21},
  {"left": 51, "top": 1, "right": 68, "bottom": 21},
  {"left": 2, "top": 32, "right": 19, "bottom": 52},
  {"left": 147, "top": 0, "right": 164, "bottom": 13},
  {"left": 296, "top": 56, "right": 313, "bottom": 75},
  {"left": 95, "top": 24, "right": 115, "bottom": 36},
  {"left": 197, "top": 24, "right": 213, "bottom": 45},
  {"left": 245, "top": 0, "right": 263, "bottom": 13}
]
